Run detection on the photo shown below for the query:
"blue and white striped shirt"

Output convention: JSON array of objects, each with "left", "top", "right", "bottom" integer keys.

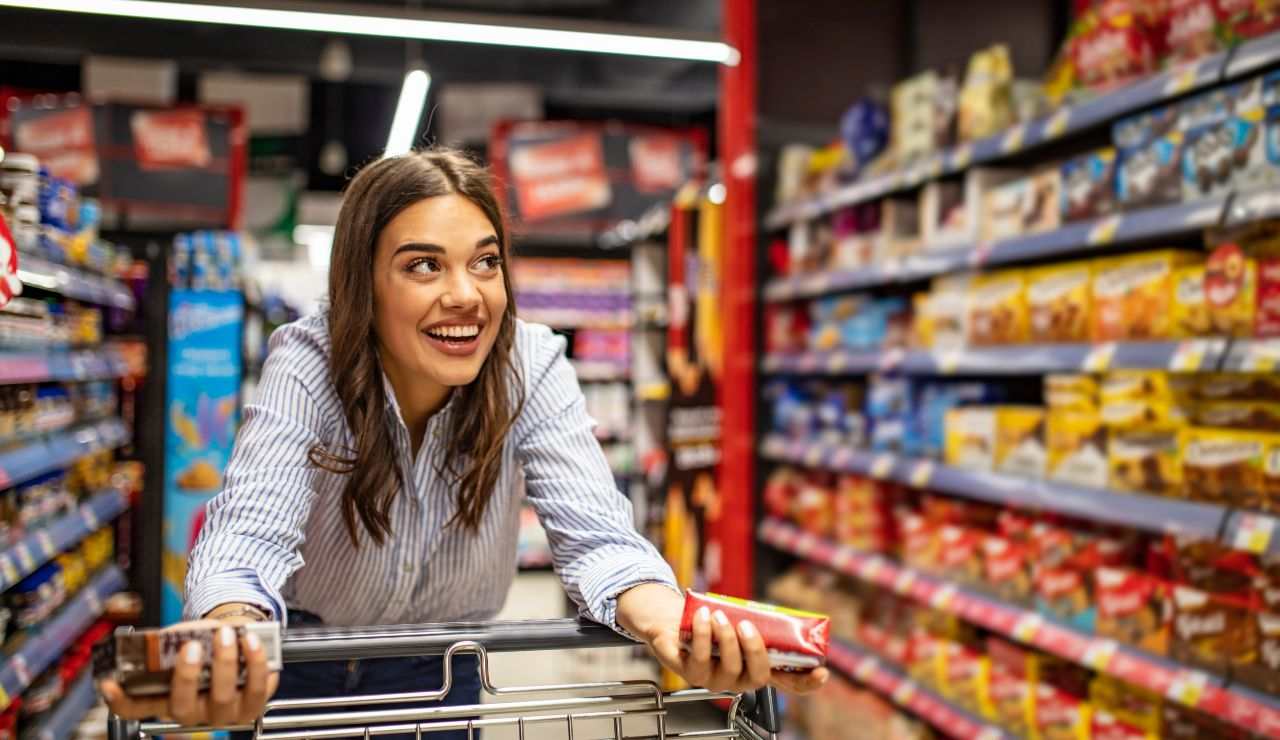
[{"left": 184, "top": 313, "right": 676, "bottom": 633}]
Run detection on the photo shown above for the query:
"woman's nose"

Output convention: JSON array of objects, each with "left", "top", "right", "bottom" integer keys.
[{"left": 442, "top": 271, "right": 481, "bottom": 308}]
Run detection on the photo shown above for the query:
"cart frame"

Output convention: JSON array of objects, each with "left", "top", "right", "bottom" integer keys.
[{"left": 107, "top": 618, "right": 782, "bottom": 740}]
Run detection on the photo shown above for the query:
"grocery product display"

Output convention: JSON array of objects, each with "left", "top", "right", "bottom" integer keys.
[{"left": 0, "top": 143, "right": 144, "bottom": 738}]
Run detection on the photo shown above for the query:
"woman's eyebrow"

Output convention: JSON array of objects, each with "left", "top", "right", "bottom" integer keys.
[
  {"left": 475, "top": 235, "right": 499, "bottom": 249},
  {"left": 392, "top": 242, "right": 447, "bottom": 257}
]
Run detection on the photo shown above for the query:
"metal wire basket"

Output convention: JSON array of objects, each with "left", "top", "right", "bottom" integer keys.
[{"left": 107, "top": 618, "right": 782, "bottom": 740}]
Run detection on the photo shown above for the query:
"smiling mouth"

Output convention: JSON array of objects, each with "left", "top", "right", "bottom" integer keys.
[{"left": 424, "top": 324, "right": 481, "bottom": 343}]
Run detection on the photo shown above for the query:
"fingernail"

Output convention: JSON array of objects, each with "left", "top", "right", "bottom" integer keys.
[
  {"left": 714, "top": 610, "right": 730, "bottom": 626},
  {"left": 246, "top": 632, "right": 261, "bottom": 651},
  {"left": 739, "top": 621, "right": 757, "bottom": 639},
  {"left": 697, "top": 606, "right": 710, "bottom": 623},
  {"left": 220, "top": 626, "right": 235, "bottom": 648},
  {"left": 185, "top": 641, "right": 203, "bottom": 663}
]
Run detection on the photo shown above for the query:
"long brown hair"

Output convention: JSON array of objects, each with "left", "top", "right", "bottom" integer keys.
[{"left": 308, "top": 148, "right": 523, "bottom": 547}]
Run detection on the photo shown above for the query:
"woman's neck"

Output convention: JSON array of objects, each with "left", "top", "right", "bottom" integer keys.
[{"left": 381, "top": 355, "right": 451, "bottom": 456}]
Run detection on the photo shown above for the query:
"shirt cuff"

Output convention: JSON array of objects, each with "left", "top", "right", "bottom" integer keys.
[
  {"left": 577, "top": 554, "right": 681, "bottom": 641},
  {"left": 184, "top": 568, "right": 288, "bottom": 627}
]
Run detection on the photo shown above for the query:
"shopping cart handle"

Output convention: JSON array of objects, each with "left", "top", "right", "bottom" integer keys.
[
  {"left": 280, "top": 617, "right": 634, "bottom": 662},
  {"left": 739, "top": 686, "right": 782, "bottom": 734}
]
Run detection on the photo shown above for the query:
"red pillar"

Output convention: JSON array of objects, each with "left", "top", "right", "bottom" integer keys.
[{"left": 713, "top": 0, "right": 757, "bottom": 597}]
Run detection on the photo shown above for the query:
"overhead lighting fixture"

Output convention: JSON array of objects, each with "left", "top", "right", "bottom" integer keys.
[
  {"left": 3, "top": 0, "right": 740, "bottom": 65},
  {"left": 385, "top": 68, "right": 431, "bottom": 157}
]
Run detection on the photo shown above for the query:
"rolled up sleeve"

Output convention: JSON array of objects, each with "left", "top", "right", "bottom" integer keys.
[{"left": 514, "top": 324, "right": 679, "bottom": 637}]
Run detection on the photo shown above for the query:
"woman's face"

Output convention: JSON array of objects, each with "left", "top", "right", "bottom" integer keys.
[{"left": 372, "top": 193, "right": 508, "bottom": 392}]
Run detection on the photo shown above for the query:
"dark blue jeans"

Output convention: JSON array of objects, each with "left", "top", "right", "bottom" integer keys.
[{"left": 235, "top": 611, "right": 482, "bottom": 740}]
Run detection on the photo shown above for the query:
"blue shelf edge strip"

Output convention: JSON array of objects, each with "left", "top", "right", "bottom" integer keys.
[
  {"left": 0, "top": 564, "right": 125, "bottom": 708},
  {"left": 763, "top": 195, "right": 1231, "bottom": 303},
  {"left": 31, "top": 670, "right": 96, "bottom": 740},
  {"left": 0, "top": 419, "right": 130, "bottom": 490},
  {"left": 16, "top": 255, "right": 136, "bottom": 312},
  {"left": 829, "top": 639, "right": 1014, "bottom": 740},
  {"left": 0, "top": 348, "right": 130, "bottom": 385},
  {"left": 760, "top": 435, "right": 1230, "bottom": 544},
  {"left": 0, "top": 488, "right": 128, "bottom": 593},
  {"left": 762, "top": 338, "right": 1233, "bottom": 377},
  {"left": 762, "top": 36, "right": 1265, "bottom": 231}
]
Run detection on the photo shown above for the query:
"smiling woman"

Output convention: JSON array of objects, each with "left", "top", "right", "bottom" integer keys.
[{"left": 100, "top": 147, "right": 826, "bottom": 737}]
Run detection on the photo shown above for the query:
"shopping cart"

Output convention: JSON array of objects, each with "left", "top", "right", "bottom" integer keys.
[{"left": 106, "top": 618, "right": 782, "bottom": 740}]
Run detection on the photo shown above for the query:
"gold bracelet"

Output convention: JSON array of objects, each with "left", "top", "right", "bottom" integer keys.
[{"left": 208, "top": 604, "right": 272, "bottom": 622}]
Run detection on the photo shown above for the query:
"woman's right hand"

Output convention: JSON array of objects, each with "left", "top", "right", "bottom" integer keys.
[{"left": 99, "top": 617, "right": 279, "bottom": 726}]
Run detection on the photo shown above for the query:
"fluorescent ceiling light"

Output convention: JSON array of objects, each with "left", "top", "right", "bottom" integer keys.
[
  {"left": 3, "top": 0, "right": 740, "bottom": 65},
  {"left": 386, "top": 69, "right": 431, "bottom": 157}
]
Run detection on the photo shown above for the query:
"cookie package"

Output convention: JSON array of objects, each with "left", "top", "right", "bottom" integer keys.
[{"left": 679, "top": 590, "right": 830, "bottom": 670}]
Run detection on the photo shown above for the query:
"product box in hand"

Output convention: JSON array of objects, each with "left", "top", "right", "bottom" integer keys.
[
  {"left": 1027, "top": 261, "right": 1093, "bottom": 343},
  {"left": 679, "top": 591, "right": 830, "bottom": 670},
  {"left": 1061, "top": 148, "right": 1118, "bottom": 222},
  {"left": 93, "top": 622, "right": 282, "bottom": 697},
  {"left": 1093, "top": 250, "right": 1202, "bottom": 341},
  {"left": 981, "top": 169, "right": 1061, "bottom": 243}
]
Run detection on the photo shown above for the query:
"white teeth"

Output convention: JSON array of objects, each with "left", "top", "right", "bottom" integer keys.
[{"left": 428, "top": 324, "right": 479, "bottom": 340}]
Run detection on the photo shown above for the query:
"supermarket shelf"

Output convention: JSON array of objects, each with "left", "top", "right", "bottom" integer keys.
[
  {"left": 758, "top": 518, "right": 1280, "bottom": 739},
  {"left": 28, "top": 670, "right": 96, "bottom": 740},
  {"left": 762, "top": 338, "right": 1232, "bottom": 376},
  {"left": 763, "top": 195, "right": 1228, "bottom": 302},
  {"left": 0, "top": 347, "right": 131, "bottom": 385},
  {"left": 0, "top": 489, "right": 127, "bottom": 593},
  {"left": 828, "top": 640, "right": 1010, "bottom": 740},
  {"left": 16, "top": 256, "right": 135, "bottom": 311},
  {"left": 1222, "top": 337, "right": 1280, "bottom": 372},
  {"left": 760, "top": 434, "right": 1229, "bottom": 544},
  {"left": 763, "top": 48, "right": 1236, "bottom": 231},
  {"left": 0, "top": 419, "right": 131, "bottom": 490},
  {"left": 0, "top": 564, "right": 125, "bottom": 710}
]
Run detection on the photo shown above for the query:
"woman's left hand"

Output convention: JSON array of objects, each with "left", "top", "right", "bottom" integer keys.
[{"left": 616, "top": 583, "right": 829, "bottom": 695}]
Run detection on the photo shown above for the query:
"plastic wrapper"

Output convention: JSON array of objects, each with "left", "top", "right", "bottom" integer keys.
[
  {"left": 93, "top": 622, "right": 282, "bottom": 697},
  {"left": 679, "top": 591, "right": 829, "bottom": 670}
]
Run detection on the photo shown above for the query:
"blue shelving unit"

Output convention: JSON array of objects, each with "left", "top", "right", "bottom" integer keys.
[
  {"left": 0, "top": 419, "right": 130, "bottom": 490},
  {"left": 16, "top": 256, "right": 136, "bottom": 311},
  {"left": 0, "top": 489, "right": 128, "bottom": 593},
  {"left": 0, "top": 565, "right": 125, "bottom": 710},
  {"left": 760, "top": 434, "right": 1229, "bottom": 543},
  {"left": 0, "top": 348, "right": 130, "bottom": 385},
  {"left": 27, "top": 670, "right": 96, "bottom": 740}
]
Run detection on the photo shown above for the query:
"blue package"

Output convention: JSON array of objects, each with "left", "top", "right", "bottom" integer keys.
[
  {"left": 1112, "top": 104, "right": 1179, "bottom": 152},
  {"left": 1183, "top": 113, "right": 1263, "bottom": 200},
  {"left": 911, "top": 382, "right": 1005, "bottom": 459},
  {"left": 866, "top": 375, "right": 910, "bottom": 420},
  {"left": 1179, "top": 87, "right": 1234, "bottom": 133},
  {"left": 1061, "top": 149, "right": 1118, "bottom": 222},
  {"left": 869, "top": 415, "right": 909, "bottom": 453},
  {"left": 840, "top": 98, "right": 890, "bottom": 179},
  {"left": 1116, "top": 131, "right": 1185, "bottom": 209}
]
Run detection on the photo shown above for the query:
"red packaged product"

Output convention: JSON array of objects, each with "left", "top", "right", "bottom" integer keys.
[
  {"left": 1218, "top": 0, "right": 1280, "bottom": 41},
  {"left": 1257, "top": 256, "right": 1280, "bottom": 337},
  {"left": 679, "top": 591, "right": 830, "bottom": 670},
  {"left": 1164, "top": 0, "right": 1227, "bottom": 66},
  {"left": 1071, "top": 0, "right": 1162, "bottom": 91}
]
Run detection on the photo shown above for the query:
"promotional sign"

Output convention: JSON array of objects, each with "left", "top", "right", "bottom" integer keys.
[
  {"left": 161, "top": 290, "right": 243, "bottom": 624},
  {"left": 490, "top": 121, "right": 705, "bottom": 237},
  {"left": 3, "top": 98, "right": 245, "bottom": 229}
]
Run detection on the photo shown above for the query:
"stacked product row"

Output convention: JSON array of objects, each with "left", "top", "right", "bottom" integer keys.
[
  {"left": 764, "top": 470, "right": 1280, "bottom": 714},
  {"left": 771, "top": 562, "right": 1244, "bottom": 739}
]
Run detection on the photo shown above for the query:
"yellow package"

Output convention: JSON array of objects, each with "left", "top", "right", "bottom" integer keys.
[
  {"left": 1193, "top": 401, "right": 1280, "bottom": 432},
  {"left": 1206, "top": 244, "right": 1257, "bottom": 337},
  {"left": 1182, "top": 427, "right": 1280, "bottom": 511},
  {"left": 1171, "top": 265, "right": 1212, "bottom": 338},
  {"left": 1100, "top": 371, "right": 1195, "bottom": 403},
  {"left": 925, "top": 274, "right": 975, "bottom": 351},
  {"left": 1101, "top": 397, "right": 1191, "bottom": 429},
  {"left": 968, "top": 270, "right": 1029, "bottom": 346},
  {"left": 1090, "top": 676, "right": 1162, "bottom": 735},
  {"left": 1109, "top": 426, "right": 1183, "bottom": 495},
  {"left": 946, "top": 407, "right": 997, "bottom": 471},
  {"left": 1047, "top": 410, "right": 1108, "bottom": 489},
  {"left": 1027, "top": 654, "right": 1094, "bottom": 740},
  {"left": 1045, "top": 374, "right": 1099, "bottom": 412},
  {"left": 1093, "top": 251, "right": 1202, "bottom": 341},
  {"left": 934, "top": 639, "right": 990, "bottom": 714},
  {"left": 1027, "top": 261, "right": 1093, "bottom": 343},
  {"left": 1195, "top": 373, "right": 1280, "bottom": 402},
  {"left": 913, "top": 292, "right": 936, "bottom": 349},
  {"left": 997, "top": 406, "right": 1047, "bottom": 479}
]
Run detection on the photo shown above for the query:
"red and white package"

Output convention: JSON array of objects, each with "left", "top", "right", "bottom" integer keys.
[{"left": 679, "top": 590, "right": 830, "bottom": 671}]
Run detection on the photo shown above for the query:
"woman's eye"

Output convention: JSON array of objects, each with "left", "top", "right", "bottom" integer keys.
[
  {"left": 407, "top": 258, "right": 440, "bottom": 275},
  {"left": 475, "top": 255, "right": 503, "bottom": 272}
]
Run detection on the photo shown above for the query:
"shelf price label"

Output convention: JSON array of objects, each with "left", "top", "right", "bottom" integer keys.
[
  {"left": 930, "top": 583, "right": 958, "bottom": 611},
  {"left": 1088, "top": 215, "right": 1123, "bottom": 246},
  {"left": 967, "top": 242, "right": 995, "bottom": 268},
  {"left": 1243, "top": 340, "right": 1280, "bottom": 372},
  {"left": 858, "top": 557, "right": 884, "bottom": 581},
  {"left": 0, "top": 556, "right": 16, "bottom": 586},
  {"left": 13, "top": 545, "right": 33, "bottom": 572},
  {"left": 1233, "top": 514, "right": 1277, "bottom": 554},
  {"left": 1083, "top": 342, "right": 1118, "bottom": 373},
  {"left": 894, "top": 570, "right": 917, "bottom": 594},
  {"left": 1083, "top": 639, "right": 1119, "bottom": 671},
  {"left": 936, "top": 349, "right": 963, "bottom": 375},
  {"left": 892, "top": 681, "right": 917, "bottom": 705},
  {"left": 1164, "top": 64, "right": 1200, "bottom": 96},
  {"left": 1012, "top": 613, "right": 1044, "bottom": 643},
  {"left": 87, "top": 587, "right": 103, "bottom": 615},
  {"left": 951, "top": 144, "right": 974, "bottom": 170},
  {"left": 870, "top": 454, "right": 895, "bottom": 480},
  {"left": 831, "top": 547, "right": 857, "bottom": 573},
  {"left": 825, "top": 351, "right": 848, "bottom": 373},
  {"left": 831, "top": 447, "right": 854, "bottom": 469},
  {"left": 855, "top": 657, "right": 878, "bottom": 681},
  {"left": 35, "top": 532, "right": 54, "bottom": 559},
  {"left": 1045, "top": 107, "right": 1072, "bottom": 139},
  {"left": 803, "top": 446, "right": 824, "bottom": 468},
  {"left": 927, "top": 155, "right": 945, "bottom": 179},
  {"left": 11, "top": 656, "right": 30, "bottom": 687},
  {"left": 909, "top": 460, "right": 935, "bottom": 489},
  {"left": 795, "top": 532, "right": 818, "bottom": 556},
  {"left": 1001, "top": 124, "right": 1027, "bottom": 154},
  {"left": 878, "top": 348, "right": 905, "bottom": 372},
  {"left": 1166, "top": 670, "right": 1209, "bottom": 708},
  {"left": 1170, "top": 340, "right": 1209, "bottom": 372},
  {"left": 975, "top": 728, "right": 1004, "bottom": 740}
]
